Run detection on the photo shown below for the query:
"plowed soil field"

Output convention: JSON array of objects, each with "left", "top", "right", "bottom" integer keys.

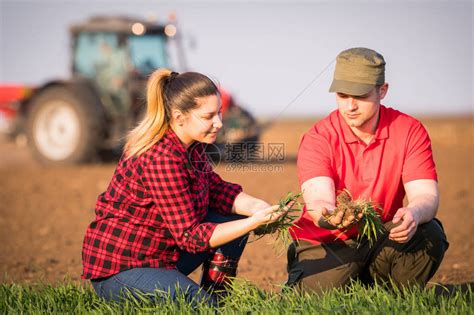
[{"left": 1, "top": 117, "right": 472, "bottom": 291}]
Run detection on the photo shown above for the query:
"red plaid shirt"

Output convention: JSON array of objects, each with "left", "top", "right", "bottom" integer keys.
[{"left": 82, "top": 130, "right": 242, "bottom": 279}]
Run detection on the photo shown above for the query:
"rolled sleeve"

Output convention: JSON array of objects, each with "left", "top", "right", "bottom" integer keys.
[
  {"left": 143, "top": 157, "right": 215, "bottom": 253},
  {"left": 297, "top": 129, "right": 334, "bottom": 186},
  {"left": 208, "top": 171, "right": 242, "bottom": 215},
  {"left": 180, "top": 222, "right": 217, "bottom": 253},
  {"left": 402, "top": 122, "right": 438, "bottom": 184}
]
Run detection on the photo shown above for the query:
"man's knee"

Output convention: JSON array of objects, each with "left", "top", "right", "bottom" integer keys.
[
  {"left": 286, "top": 241, "right": 362, "bottom": 293},
  {"left": 298, "top": 263, "right": 360, "bottom": 294},
  {"left": 371, "top": 219, "right": 449, "bottom": 287},
  {"left": 417, "top": 219, "right": 449, "bottom": 266}
]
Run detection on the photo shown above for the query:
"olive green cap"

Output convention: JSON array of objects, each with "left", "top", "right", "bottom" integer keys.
[{"left": 329, "top": 47, "right": 385, "bottom": 96}]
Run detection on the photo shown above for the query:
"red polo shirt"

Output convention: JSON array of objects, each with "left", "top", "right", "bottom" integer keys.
[{"left": 291, "top": 105, "right": 437, "bottom": 244}]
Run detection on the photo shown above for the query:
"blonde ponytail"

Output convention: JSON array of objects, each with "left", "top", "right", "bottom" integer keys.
[{"left": 124, "top": 69, "right": 172, "bottom": 158}]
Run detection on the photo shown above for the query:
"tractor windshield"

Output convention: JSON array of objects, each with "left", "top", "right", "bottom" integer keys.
[
  {"left": 73, "top": 32, "right": 169, "bottom": 78},
  {"left": 128, "top": 34, "right": 169, "bottom": 75}
]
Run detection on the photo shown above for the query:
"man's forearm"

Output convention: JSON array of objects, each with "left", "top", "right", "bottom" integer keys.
[
  {"left": 406, "top": 193, "right": 438, "bottom": 225},
  {"left": 301, "top": 176, "right": 338, "bottom": 229}
]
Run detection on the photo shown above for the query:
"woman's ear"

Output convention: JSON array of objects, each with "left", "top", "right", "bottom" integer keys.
[{"left": 171, "top": 109, "right": 186, "bottom": 126}]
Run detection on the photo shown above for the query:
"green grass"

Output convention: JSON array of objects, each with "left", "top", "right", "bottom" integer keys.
[{"left": 1, "top": 280, "right": 472, "bottom": 314}]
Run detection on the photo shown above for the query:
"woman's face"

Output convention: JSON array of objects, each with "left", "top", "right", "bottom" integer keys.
[{"left": 177, "top": 94, "right": 223, "bottom": 146}]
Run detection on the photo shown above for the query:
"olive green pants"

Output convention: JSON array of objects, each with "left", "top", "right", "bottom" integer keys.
[{"left": 286, "top": 219, "right": 449, "bottom": 293}]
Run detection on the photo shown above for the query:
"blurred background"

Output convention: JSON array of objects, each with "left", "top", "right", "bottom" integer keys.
[
  {"left": 1, "top": 0, "right": 472, "bottom": 117},
  {"left": 0, "top": 0, "right": 472, "bottom": 290}
]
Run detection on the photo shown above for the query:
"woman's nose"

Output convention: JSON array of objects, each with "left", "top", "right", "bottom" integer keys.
[{"left": 213, "top": 115, "right": 223, "bottom": 129}]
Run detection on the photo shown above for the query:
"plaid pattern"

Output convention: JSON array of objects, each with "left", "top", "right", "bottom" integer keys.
[{"left": 82, "top": 130, "right": 242, "bottom": 279}]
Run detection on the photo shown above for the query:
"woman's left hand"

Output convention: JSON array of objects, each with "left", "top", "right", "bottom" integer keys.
[{"left": 251, "top": 199, "right": 272, "bottom": 214}]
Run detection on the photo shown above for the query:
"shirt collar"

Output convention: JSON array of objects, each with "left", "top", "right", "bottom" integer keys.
[
  {"left": 162, "top": 128, "right": 189, "bottom": 159},
  {"left": 163, "top": 129, "right": 208, "bottom": 174},
  {"left": 338, "top": 104, "right": 389, "bottom": 144},
  {"left": 374, "top": 105, "right": 389, "bottom": 140}
]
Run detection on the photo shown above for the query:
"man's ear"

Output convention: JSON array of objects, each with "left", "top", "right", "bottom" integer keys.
[
  {"left": 379, "top": 83, "right": 389, "bottom": 100},
  {"left": 172, "top": 109, "right": 186, "bottom": 126}
]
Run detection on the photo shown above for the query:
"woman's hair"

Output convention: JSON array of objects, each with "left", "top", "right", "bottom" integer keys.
[{"left": 124, "top": 69, "right": 219, "bottom": 158}]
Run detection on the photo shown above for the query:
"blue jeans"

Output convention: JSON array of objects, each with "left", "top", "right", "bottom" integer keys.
[{"left": 90, "top": 211, "right": 248, "bottom": 306}]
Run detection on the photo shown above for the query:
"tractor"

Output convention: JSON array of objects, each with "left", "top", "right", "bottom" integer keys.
[{"left": 0, "top": 16, "right": 260, "bottom": 164}]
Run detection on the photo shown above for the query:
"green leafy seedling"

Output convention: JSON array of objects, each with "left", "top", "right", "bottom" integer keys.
[{"left": 252, "top": 192, "right": 303, "bottom": 253}]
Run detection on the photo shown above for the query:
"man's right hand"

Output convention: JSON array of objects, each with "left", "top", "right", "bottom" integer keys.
[
  {"left": 301, "top": 177, "right": 361, "bottom": 230},
  {"left": 318, "top": 207, "right": 362, "bottom": 230}
]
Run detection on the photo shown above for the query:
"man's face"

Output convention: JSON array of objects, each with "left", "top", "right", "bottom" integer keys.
[{"left": 336, "top": 83, "right": 388, "bottom": 129}]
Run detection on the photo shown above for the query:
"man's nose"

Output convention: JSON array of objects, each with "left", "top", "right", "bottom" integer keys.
[{"left": 347, "top": 98, "right": 358, "bottom": 110}]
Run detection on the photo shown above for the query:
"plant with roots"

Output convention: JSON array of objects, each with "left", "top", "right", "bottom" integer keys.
[{"left": 324, "top": 189, "right": 386, "bottom": 247}]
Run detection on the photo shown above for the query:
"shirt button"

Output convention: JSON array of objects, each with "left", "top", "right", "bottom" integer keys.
[{"left": 184, "top": 232, "right": 190, "bottom": 237}]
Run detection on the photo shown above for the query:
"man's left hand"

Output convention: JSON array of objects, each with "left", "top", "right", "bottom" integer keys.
[{"left": 389, "top": 207, "right": 419, "bottom": 243}]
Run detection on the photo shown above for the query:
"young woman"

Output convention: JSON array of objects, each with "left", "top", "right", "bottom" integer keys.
[{"left": 82, "top": 69, "right": 287, "bottom": 306}]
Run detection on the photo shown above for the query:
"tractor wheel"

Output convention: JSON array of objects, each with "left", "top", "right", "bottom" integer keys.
[{"left": 26, "top": 85, "right": 103, "bottom": 164}]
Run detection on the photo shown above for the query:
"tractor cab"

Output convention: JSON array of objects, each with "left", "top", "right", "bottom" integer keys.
[
  {"left": 70, "top": 16, "right": 176, "bottom": 124},
  {"left": 71, "top": 16, "right": 173, "bottom": 78}
]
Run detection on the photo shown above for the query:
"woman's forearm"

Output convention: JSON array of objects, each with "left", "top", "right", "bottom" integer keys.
[
  {"left": 208, "top": 217, "right": 258, "bottom": 248},
  {"left": 209, "top": 201, "right": 287, "bottom": 248},
  {"left": 232, "top": 192, "right": 269, "bottom": 216}
]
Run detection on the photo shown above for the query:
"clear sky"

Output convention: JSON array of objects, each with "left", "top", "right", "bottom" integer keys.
[{"left": 1, "top": 0, "right": 472, "bottom": 117}]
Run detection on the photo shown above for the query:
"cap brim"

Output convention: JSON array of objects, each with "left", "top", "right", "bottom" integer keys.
[{"left": 329, "top": 80, "right": 375, "bottom": 96}]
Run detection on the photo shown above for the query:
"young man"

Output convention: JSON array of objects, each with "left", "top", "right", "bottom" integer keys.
[{"left": 287, "top": 47, "right": 449, "bottom": 293}]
